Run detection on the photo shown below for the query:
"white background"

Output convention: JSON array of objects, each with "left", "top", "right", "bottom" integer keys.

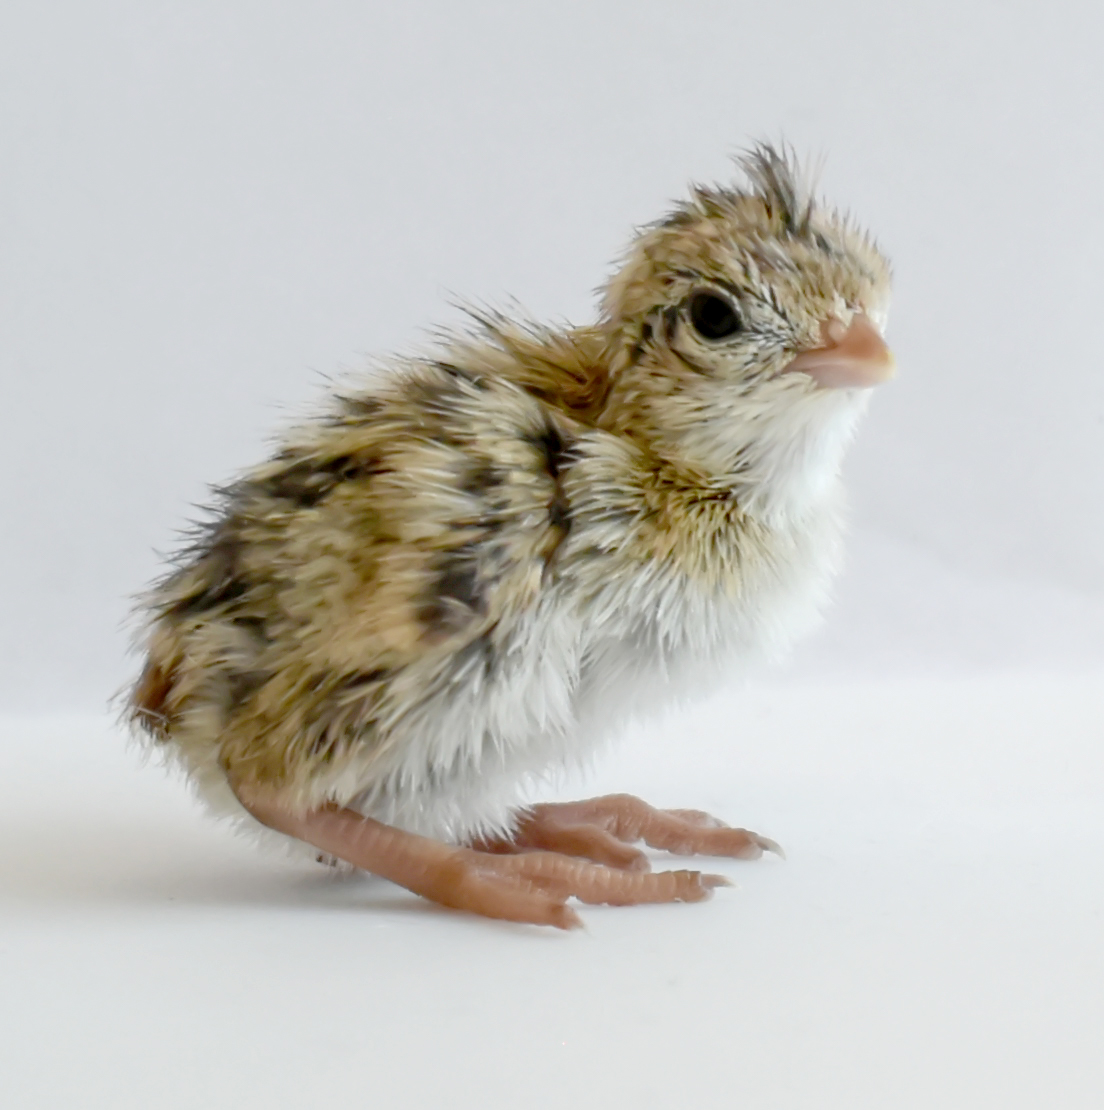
[{"left": 2, "top": 2, "right": 1101, "bottom": 1107}]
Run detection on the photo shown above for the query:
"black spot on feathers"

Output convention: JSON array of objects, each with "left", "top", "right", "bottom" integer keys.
[
  {"left": 226, "top": 668, "right": 270, "bottom": 711},
  {"left": 335, "top": 668, "right": 391, "bottom": 695},
  {"left": 418, "top": 545, "right": 487, "bottom": 637},
  {"left": 526, "top": 420, "right": 575, "bottom": 567},
  {"left": 526, "top": 421, "right": 572, "bottom": 480},
  {"left": 166, "top": 530, "right": 248, "bottom": 619},
  {"left": 262, "top": 453, "right": 380, "bottom": 508},
  {"left": 461, "top": 463, "right": 502, "bottom": 496}
]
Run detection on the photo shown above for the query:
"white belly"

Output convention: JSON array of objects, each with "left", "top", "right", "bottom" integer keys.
[{"left": 346, "top": 501, "right": 842, "bottom": 843}]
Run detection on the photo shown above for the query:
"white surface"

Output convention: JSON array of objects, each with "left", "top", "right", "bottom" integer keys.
[
  {"left": 3, "top": 674, "right": 1103, "bottom": 1108},
  {"left": 2, "top": 3, "right": 1102, "bottom": 1107}
]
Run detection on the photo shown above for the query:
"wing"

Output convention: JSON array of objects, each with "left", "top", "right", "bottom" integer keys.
[{"left": 131, "top": 358, "right": 577, "bottom": 796}]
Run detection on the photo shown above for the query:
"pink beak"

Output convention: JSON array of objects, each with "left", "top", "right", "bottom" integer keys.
[{"left": 784, "top": 314, "right": 895, "bottom": 389}]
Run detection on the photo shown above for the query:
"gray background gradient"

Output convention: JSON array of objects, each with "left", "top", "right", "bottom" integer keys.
[{"left": 2, "top": 0, "right": 1102, "bottom": 710}]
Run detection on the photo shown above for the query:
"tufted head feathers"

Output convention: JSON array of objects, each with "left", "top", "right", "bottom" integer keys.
[{"left": 597, "top": 142, "right": 894, "bottom": 522}]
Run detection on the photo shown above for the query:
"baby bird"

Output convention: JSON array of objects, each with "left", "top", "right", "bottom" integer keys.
[{"left": 127, "top": 144, "right": 893, "bottom": 929}]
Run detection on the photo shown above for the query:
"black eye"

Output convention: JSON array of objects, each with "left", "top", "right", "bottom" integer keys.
[{"left": 688, "top": 292, "right": 742, "bottom": 340}]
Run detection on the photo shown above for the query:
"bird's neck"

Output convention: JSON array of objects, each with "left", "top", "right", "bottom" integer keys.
[{"left": 597, "top": 369, "right": 867, "bottom": 530}]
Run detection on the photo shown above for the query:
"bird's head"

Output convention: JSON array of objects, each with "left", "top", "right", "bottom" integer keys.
[{"left": 598, "top": 143, "right": 893, "bottom": 522}]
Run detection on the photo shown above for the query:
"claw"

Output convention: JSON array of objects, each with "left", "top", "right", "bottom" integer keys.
[
  {"left": 550, "top": 904, "right": 585, "bottom": 931},
  {"left": 672, "top": 870, "right": 731, "bottom": 903},
  {"left": 756, "top": 836, "right": 785, "bottom": 860},
  {"left": 730, "top": 833, "right": 785, "bottom": 861}
]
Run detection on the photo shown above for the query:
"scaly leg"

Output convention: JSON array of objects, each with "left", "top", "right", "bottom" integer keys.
[
  {"left": 235, "top": 786, "right": 730, "bottom": 930},
  {"left": 477, "top": 793, "right": 782, "bottom": 868}
]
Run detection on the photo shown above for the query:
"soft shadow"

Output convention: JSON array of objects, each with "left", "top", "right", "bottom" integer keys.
[
  {"left": 0, "top": 811, "right": 390, "bottom": 914},
  {"left": 0, "top": 811, "right": 574, "bottom": 936}
]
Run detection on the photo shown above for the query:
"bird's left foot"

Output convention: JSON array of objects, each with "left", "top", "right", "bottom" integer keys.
[{"left": 475, "top": 793, "right": 782, "bottom": 871}]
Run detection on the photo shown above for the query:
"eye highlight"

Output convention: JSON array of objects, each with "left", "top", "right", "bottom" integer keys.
[{"left": 688, "top": 291, "right": 742, "bottom": 341}]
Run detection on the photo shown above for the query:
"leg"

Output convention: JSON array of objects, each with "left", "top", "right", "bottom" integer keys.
[
  {"left": 234, "top": 785, "right": 729, "bottom": 930},
  {"left": 479, "top": 794, "right": 782, "bottom": 867}
]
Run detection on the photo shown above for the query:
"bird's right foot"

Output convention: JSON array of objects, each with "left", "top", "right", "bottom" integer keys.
[{"left": 428, "top": 846, "right": 730, "bottom": 929}]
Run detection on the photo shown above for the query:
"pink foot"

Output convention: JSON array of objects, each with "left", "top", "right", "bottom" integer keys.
[
  {"left": 478, "top": 793, "right": 783, "bottom": 867},
  {"left": 234, "top": 787, "right": 734, "bottom": 930}
]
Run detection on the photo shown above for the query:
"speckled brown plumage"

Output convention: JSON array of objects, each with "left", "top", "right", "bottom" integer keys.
[{"left": 126, "top": 143, "right": 893, "bottom": 927}]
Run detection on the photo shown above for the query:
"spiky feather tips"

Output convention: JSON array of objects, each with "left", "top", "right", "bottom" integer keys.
[
  {"left": 734, "top": 141, "right": 817, "bottom": 236},
  {"left": 601, "top": 143, "right": 814, "bottom": 328}
]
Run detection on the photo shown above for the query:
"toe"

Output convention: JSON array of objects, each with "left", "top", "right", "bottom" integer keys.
[
  {"left": 597, "top": 867, "right": 733, "bottom": 905},
  {"left": 433, "top": 852, "right": 582, "bottom": 929},
  {"left": 500, "top": 852, "right": 735, "bottom": 908},
  {"left": 544, "top": 822, "right": 652, "bottom": 871},
  {"left": 663, "top": 825, "right": 785, "bottom": 861},
  {"left": 663, "top": 869, "right": 732, "bottom": 904},
  {"left": 545, "top": 901, "right": 585, "bottom": 930},
  {"left": 722, "top": 830, "right": 785, "bottom": 860}
]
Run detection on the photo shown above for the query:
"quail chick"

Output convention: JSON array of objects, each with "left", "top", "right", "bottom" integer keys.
[{"left": 128, "top": 144, "right": 893, "bottom": 929}]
